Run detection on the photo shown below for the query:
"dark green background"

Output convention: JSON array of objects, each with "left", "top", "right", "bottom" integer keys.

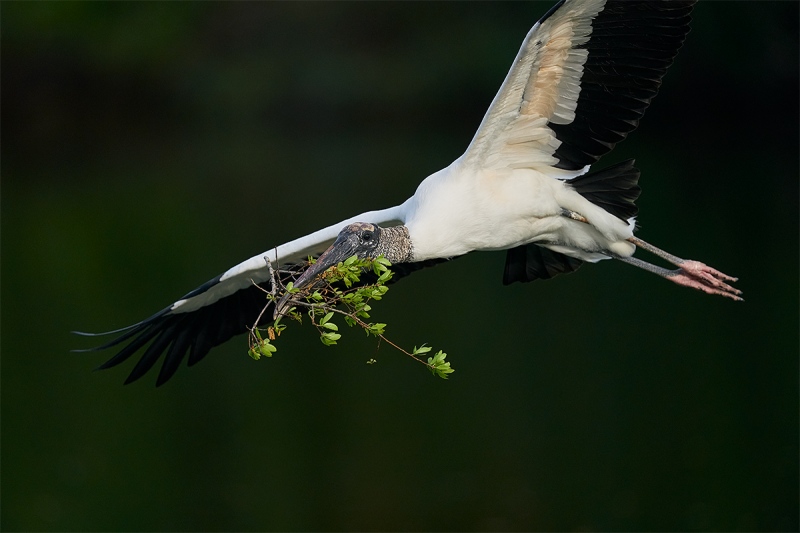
[{"left": 3, "top": 2, "right": 798, "bottom": 531}]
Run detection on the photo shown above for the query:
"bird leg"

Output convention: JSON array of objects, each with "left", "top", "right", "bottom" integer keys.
[
  {"left": 620, "top": 236, "right": 742, "bottom": 301},
  {"left": 559, "top": 209, "right": 742, "bottom": 301}
]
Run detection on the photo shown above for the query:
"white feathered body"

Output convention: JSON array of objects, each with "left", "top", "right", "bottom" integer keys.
[{"left": 405, "top": 160, "right": 635, "bottom": 262}]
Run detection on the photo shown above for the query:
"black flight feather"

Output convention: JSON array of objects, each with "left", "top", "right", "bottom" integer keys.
[{"left": 550, "top": 0, "right": 696, "bottom": 170}]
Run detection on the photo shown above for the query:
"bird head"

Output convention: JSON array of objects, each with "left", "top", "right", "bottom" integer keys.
[{"left": 274, "top": 223, "right": 381, "bottom": 318}]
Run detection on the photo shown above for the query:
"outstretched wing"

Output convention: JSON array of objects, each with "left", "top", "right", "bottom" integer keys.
[
  {"left": 458, "top": 0, "right": 693, "bottom": 285},
  {"left": 461, "top": 0, "right": 695, "bottom": 174},
  {"left": 76, "top": 206, "right": 408, "bottom": 386}
]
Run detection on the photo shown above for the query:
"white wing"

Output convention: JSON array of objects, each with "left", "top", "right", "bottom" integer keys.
[
  {"left": 171, "top": 204, "right": 407, "bottom": 313},
  {"left": 460, "top": 0, "right": 695, "bottom": 175}
]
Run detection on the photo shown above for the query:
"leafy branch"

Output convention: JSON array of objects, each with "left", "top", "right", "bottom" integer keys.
[{"left": 247, "top": 255, "right": 453, "bottom": 379}]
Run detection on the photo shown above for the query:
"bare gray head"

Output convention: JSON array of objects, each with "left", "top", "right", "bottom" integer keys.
[
  {"left": 316, "top": 222, "right": 413, "bottom": 266},
  {"left": 273, "top": 222, "right": 412, "bottom": 318}
]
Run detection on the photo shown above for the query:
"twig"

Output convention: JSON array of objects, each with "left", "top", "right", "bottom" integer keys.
[
  {"left": 281, "top": 296, "right": 434, "bottom": 368},
  {"left": 247, "top": 255, "right": 448, "bottom": 374}
]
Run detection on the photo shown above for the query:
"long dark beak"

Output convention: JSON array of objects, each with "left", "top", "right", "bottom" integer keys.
[{"left": 273, "top": 236, "right": 356, "bottom": 319}]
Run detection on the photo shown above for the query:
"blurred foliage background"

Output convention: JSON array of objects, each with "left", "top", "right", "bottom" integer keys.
[{"left": 2, "top": 2, "right": 797, "bottom": 531}]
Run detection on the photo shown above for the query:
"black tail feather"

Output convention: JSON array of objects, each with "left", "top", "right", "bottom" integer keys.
[{"left": 569, "top": 159, "right": 641, "bottom": 221}]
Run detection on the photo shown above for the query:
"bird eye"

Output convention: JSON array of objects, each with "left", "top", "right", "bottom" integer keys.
[{"left": 361, "top": 231, "right": 373, "bottom": 242}]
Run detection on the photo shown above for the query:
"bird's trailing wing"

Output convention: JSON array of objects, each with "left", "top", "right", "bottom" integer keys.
[
  {"left": 75, "top": 206, "right": 407, "bottom": 386},
  {"left": 461, "top": 0, "right": 695, "bottom": 174}
]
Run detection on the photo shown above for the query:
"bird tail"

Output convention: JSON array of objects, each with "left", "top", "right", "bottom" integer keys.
[
  {"left": 568, "top": 159, "right": 641, "bottom": 221},
  {"left": 502, "top": 160, "right": 641, "bottom": 285}
]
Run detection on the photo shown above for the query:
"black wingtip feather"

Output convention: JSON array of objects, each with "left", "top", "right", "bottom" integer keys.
[
  {"left": 187, "top": 308, "right": 214, "bottom": 367},
  {"left": 123, "top": 324, "right": 178, "bottom": 385},
  {"left": 155, "top": 325, "right": 194, "bottom": 387},
  {"left": 94, "top": 323, "right": 161, "bottom": 370}
]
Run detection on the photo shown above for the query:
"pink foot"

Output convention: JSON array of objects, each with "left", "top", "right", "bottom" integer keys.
[{"left": 667, "top": 260, "right": 743, "bottom": 301}]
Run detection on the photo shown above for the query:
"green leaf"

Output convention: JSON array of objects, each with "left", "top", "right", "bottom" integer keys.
[
  {"left": 320, "top": 331, "right": 342, "bottom": 346},
  {"left": 320, "top": 311, "right": 334, "bottom": 325},
  {"left": 249, "top": 333, "right": 277, "bottom": 360},
  {"left": 367, "top": 323, "right": 386, "bottom": 336},
  {"left": 369, "top": 289, "right": 383, "bottom": 300},
  {"left": 427, "top": 350, "right": 454, "bottom": 379},
  {"left": 259, "top": 341, "right": 277, "bottom": 357},
  {"left": 321, "top": 321, "right": 339, "bottom": 331}
]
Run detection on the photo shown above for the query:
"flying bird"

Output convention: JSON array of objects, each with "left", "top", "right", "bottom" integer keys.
[{"left": 77, "top": 0, "right": 741, "bottom": 386}]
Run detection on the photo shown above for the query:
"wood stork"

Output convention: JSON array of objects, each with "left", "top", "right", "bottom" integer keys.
[{"left": 77, "top": 0, "right": 741, "bottom": 386}]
